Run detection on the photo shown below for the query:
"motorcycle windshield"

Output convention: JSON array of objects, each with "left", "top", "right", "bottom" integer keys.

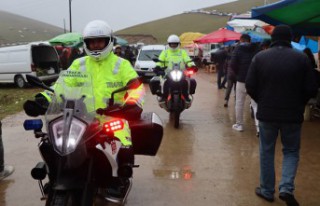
[
  {"left": 166, "top": 60, "right": 186, "bottom": 71},
  {"left": 45, "top": 70, "right": 98, "bottom": 156}
]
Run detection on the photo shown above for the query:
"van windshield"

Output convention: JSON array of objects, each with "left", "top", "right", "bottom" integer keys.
[{"left": 138, "top": 50, "right": 162, "bottom": 61}]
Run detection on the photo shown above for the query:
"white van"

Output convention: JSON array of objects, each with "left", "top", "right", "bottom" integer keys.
[
  {"left": 202, "top": 43, "right": 223, "bottom": 64},
  {"left": 134, "top": 44, "right": 165, "bottom": 78},
  {"left": 0, "top": 42, "right": 60, "bottom": 88}
]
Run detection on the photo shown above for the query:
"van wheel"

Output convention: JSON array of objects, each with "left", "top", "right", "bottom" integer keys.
[{"left": 14, "top": 75, "right": 26, "bottom": 88}]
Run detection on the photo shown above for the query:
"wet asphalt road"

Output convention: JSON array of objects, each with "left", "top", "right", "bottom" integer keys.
[{"left": 0, "top": 70, "right": 319, "bottom": 206}]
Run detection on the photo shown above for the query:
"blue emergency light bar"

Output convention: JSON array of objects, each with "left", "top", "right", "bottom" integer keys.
[{"left": 23, "top": 119, "right": 43, "bottom": 131}]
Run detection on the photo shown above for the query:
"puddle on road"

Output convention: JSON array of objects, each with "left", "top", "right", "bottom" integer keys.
[{"left": 153, "top": 166, "right": 194, "bottom": 180}]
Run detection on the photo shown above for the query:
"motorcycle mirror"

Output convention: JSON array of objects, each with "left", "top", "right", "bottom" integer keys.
[
  {"left": 26, "top": 75, "right": 54, "bottom": 92},
  {"left": 109, "top": 77, "right": 142, "bottom": 106}
]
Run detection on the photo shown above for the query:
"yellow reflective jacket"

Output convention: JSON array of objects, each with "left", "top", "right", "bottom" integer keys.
[
  {"left": 156, "top": 48, "right": 195, "bottom": 72},
  {"left": 43, "top": 52, "right": 145, "bottom": 110}
]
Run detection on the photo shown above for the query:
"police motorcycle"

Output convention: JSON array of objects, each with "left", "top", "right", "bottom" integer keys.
[
  {"left": 23, "top": 70, "right": 163, "bottom": 206},
  {"left": 149, "top": 60, "right": 197, "bottom": 128}
]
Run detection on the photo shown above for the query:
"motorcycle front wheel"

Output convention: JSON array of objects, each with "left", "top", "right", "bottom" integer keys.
[
  {"left": 173, "top": 95, "right": 181, "bottom": 128},
  {"left": 46, "top": 189, "right": 95, "bottom": 206}
]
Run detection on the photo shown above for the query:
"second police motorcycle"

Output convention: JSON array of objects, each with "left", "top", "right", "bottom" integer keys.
[
  {"left": 23, "top": 70, "right": 163, "bottom": 206},
  {"left": 150, "top": 59, "right": 197, "bottom": 128}
]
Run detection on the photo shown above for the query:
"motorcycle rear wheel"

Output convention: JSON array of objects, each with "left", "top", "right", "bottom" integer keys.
[{"left": 174, "top": 110, "right": 180, "bottom": 128}]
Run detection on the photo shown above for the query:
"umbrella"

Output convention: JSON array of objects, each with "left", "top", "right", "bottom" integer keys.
[
  {"left": 251, "top": 0, "right": 320, "bottom": 35},
  {"left": 114, "top": 36, "right": 128, "bottom": 46},
  {"left": 194, "top": 28, "right": 241, "bottom": 44},
  {"left": 179, "top": 32, "right": 205, "bottom": 48},
  {"left": 242, "top": 30, "right": 271, "bottom": 43},
  {"left": 49, "top": 32, "right": 82, "bottom": 46}
]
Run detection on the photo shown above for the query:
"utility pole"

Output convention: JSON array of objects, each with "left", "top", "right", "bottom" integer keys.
[
  {"left": 69, "top": 0, "right": 72, "bottom": 32},
  {"left": 63, "top": 18, "right": 66, "bottom": 33}
]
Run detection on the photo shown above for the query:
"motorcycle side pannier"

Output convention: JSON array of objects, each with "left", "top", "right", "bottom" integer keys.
[
  {"left": 189, "top": 78, "right": 197, "bottom": 94},
  {"left": 149, "top": 76, "right": 161, "bottom": 95},
  {"left": 129, "top": 112, "right": 163, "bottom": 156}
]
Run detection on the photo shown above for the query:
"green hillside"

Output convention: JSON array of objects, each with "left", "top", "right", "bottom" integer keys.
[
  {"left": 0, "top": 10, "right": 64, "bottom": 46},
  {"left": 116, "top": 0, "right": 279, "bottom": 43}
]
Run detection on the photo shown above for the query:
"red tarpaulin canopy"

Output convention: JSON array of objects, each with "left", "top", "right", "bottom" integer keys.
[{"left": 194, "top": 28, "right": 241, "bottom": 44}]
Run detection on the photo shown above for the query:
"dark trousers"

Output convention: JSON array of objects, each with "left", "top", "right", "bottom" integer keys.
[
  {"left": 217, "top": 66, "right": 227, "bottom": 89},
  {"left": 163, "top": 78, "right": 189, "bottom": 99},
  {"left": 224, "top": 79, "right": 236, "bottom": 101}
]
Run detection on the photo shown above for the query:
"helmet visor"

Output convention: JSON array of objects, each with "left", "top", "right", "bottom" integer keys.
[
  {"left": 85, "top": 37, "right": 111, "bottom": 51},
  {"left": 168, "top": 43, "right": 179, "bottom": 48}
]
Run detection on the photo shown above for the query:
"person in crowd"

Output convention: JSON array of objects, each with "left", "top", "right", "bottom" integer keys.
[
  {"left": 0, "top": 121, "right": 14, "bottom": 180},
  {"left": 223, "top": 46, "right": 236, "bottom": 107},
  {"left": 211, "top": 46, "right": 228, "bottom": 89},
  {"left": 59, "top": 47, "right": 70, "bottom": 70},
  {"left": 114, "top": 45, "right": 124, "bottom": 57},
  {"left": 230, "top": 34, "right": 257, "bottom": 132},
  {"left": 156, "top": 34, "right": 195, "bottom": 104},
  {"left": 246, "top": 25, "right": 318, "bottom": 206},
  {"left": 24, "top": 20, "right": 145, "bottom": 201},
  {"left": 303, "top": 47, "right": 320, "bottom": 87},
  {"left": 124, "top": 46, "right": 135, "bottom": 66},
  {"left": 260, "top": 39, "right": 271, "bottom": 51}
]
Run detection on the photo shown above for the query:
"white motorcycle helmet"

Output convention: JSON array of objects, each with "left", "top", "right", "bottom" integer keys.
[
  {"left": 167, "top": 34, "right": 180, "bottom": 51},
  {"left": 83, "top": 20, "right": 114, "bottom": 61}
]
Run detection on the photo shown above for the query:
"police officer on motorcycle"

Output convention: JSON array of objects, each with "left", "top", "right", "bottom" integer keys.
[
  {"left": 24, "top": 20, "right": 145, "bottom": 201},
  {"left": 155, "top": 34, "right": 195, "bottom": 103}
]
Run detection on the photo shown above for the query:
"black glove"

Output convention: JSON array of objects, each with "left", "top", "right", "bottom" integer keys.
[
  {"left": 96, "top": 104, "right": 122, "bottom": 116},
  {"left": 97, "top": 103, "right": 142, "bottom": 120},
  {"left": 23, "top": 100, "right": 47, "bottom": 117},
  {"left": 23, "top": 93, "right": 49, "bottom": 117},
  {"left": 153, "top": 66, "right": 165, "bottom": 76}
]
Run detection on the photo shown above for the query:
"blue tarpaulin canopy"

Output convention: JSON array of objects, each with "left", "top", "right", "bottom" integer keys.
[
  {"left": 291, "top": 41, "right": 306, "bottom": 51},
  {"left": 299, "top": 36, "right": 318, "bottom": 53},
  {"left": 242, "top": 30, "right": 271, "bottom": 43}
]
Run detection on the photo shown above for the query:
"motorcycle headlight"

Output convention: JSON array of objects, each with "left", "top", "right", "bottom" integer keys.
[
  {"left": 169, "top": 70, "right": 183, "bottom": 82},
  {"left": 50, "top": 117, "right": 86, "bottom": 156}
]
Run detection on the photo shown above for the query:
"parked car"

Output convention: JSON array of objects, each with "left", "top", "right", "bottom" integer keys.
[
  {"left": 0, "top": 41, "right": 60, "bottom": 88},
  {"left": 134, "top": 44, "right": 165, "bottom": 79}
]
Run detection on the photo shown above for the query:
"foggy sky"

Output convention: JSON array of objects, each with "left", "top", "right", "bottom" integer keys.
[{"left": 0, "top": 0, "right": 236, "bottom": 32}]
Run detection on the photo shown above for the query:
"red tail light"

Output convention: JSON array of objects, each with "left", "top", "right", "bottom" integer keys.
[
  {"left": 184, "top": 70, "right": 195, "bottom": 76},
  {"left": 185, "top": 67, "right": 197, "bottom": 76},
  {"left": 103, "top": 119, "right": 124, "bottom": 133}
]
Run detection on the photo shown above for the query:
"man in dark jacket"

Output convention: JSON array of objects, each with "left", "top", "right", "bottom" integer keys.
[
  {"left": 246, "top": 25, "right": 318, "bottom": 206},
  {"left": 230, "top": 34, "right": 257, "bottom": 131}
]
